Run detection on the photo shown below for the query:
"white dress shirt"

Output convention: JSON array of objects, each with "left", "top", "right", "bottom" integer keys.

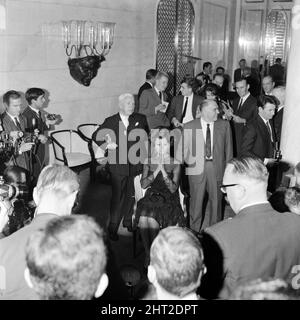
[
  {"left": 200, "top": 118, "right": 214, "bottom": 158},
  {"left": 182, "top": 93, "right": 194, "bottom": 124},
  {"left": 6, "top": 112, "right": 20, "bottom": 127},
  {"left": 119, "top": 113, "right": 129, "bottom": 129}
]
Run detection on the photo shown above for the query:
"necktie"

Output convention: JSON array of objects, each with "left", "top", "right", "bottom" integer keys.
[
  {"left": 266, "top": 121, "right": 273, "bottom": 142},
  {"left": 38, "top": 111, "right": 42, "bottom": 118},
  {"left": 158, "top": 91, "right": 162, "bottom": 101},
  {"left": 205, "top": 124, "right": 212, "bottom": 159},
  {"left": 14, "top": 117, "right": 22, "bottom": 130},
  {"left": 181, "top": 97, "right": 189, "bottom": 123},
  {"left": 237, "top": 98, "right": 243, "bottom": 111}
]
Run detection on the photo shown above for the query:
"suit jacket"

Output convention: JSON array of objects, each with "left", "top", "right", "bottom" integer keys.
[
  {"left": 92, "top": 112, "right": 149, "bottom": 176},
  {"left": 22, "top": 107, "right": 49, "bottom": 175},
  {"left": 22, "top": 106, "right": 48, "bottom": 134},
  {"left": 167, "top": 94, "right": 204, "bottom": 124},
  {"left": 241, "top": 114, "right": 275, "bottom": 161},
  {"left": 139, "top": 88, "right": 170, "bottom": 129},
  {"left": 1, "top": 112, "right": 30, "bottom": 170},
  {"left": 273, "top": 107, "right": 283, "bottom": 147},
  {"left": 0, "top": 213, "right": 58, "bottom": 300},
  {"left": 232, "top": 94, "right": 257, "bottom": 156},
  {"left": 234, "top": 68, "right": 243, "bottom": 83},
  {"left": 182, "top": 118, "right": 233, "bottom": 182},
  {"left": 137, "top": 82, "right": 152, "bottom": 100},
  {"left": 205, "top": 203, "right": 300, "bottom": 298}
]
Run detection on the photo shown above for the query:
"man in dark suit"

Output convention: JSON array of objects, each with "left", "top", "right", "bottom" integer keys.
[
  {"left": 269, "top": 58, "right": 285, "bottom": 86},
  {"left": 241, "top": 95, "right": 278, "bottom": 163},
  {"left": 1, "top": 90, "right": 33, "bottom": 171},
  {"left": 233, "top": 59, "right": 246, "bottom": 83},
  {"left": 139, "top": 71, "right": 170, "bottom": 129},
  {"left": 22, "top": 88, "right": 56, "bottom": 180},
  {"left": 241, "top": 95, "right": 279, "bottom": 192},
  {"left": 231, "top": 78, "right": 257, "bottom": 157},
  {"left": 168, "top": 78, "right": 204, "bottom": 127},
  {"left": 196, "top": 61, "right": 213, "bottom": 84},
  {"left": 0, "top": 165, "right": 79, "bottom": 300},
  {"left": 93, "top": 93, "right": 149, "bottom": 240},
  {"left": 137, "top": 69, "right": 158, "bottom": 101},
  {"left": 205, "top": 157, "right": 300, "bottom": 298},
  {"left": 182, "top": 100, "right": 233, "bottom": 232}
]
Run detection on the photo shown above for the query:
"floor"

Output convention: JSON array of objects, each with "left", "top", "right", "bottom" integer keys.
[{"left": 75, "top": 167, "right": 235, "bottom": 299}]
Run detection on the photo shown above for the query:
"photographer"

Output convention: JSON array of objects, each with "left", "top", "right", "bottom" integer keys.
[
  {"left": 0, "top": 166, "right": 34, "bottom": 238},
  {"left": 1, "top": 90, "right": 34, "bottom": 171},
  {"left": 23, "top": 88, "right": 56, "bottom": 180}
]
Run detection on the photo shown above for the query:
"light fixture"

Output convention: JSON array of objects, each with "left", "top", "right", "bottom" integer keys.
[{"left": 61, "top": 20, "right": 116, "bottom": 86}]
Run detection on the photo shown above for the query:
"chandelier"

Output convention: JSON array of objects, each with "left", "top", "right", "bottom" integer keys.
[{"left": 62, "top": 20, "right": 116, "bottom": 86}]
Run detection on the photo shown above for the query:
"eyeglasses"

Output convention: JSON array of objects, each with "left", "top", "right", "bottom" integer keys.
[{"left": 220, "top": 184, "right": 238, "bottom": 194}]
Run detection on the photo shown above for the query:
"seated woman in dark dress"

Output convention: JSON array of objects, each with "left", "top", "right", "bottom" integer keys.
[{"left": 134, "top": 128, "right": 185, "bottom": 267}]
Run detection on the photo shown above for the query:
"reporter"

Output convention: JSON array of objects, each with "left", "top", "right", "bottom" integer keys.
[{"left": 1, "top": 90, "right": 33, "bottom": 170}]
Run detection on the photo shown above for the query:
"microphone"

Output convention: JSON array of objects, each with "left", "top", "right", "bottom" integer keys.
[{"left": 32, "top": 118, "right": 39, "bottom": 155}]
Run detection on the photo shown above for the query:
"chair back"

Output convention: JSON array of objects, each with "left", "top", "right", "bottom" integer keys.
[{"left": 51, "top": 130, "right": 90, "bottom": 165}]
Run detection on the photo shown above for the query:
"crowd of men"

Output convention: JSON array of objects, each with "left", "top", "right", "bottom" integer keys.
[{"left": 1, "top": 57, "right": 300, "bottom": 300}]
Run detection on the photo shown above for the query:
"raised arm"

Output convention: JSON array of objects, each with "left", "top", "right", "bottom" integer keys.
[
  {"left": 163, "top": 165, "right": 181, "bottom": 193},
  {"left": 141, "top": 164, "right": 155, "bottom": 189}
]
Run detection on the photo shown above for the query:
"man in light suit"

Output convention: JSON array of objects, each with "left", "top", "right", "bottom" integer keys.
[
  {"left": 0, "top": 165, "right": 79, "bottom": 300},
  {"left": 168, "top": 78, "right": 204, "bottom": 127},
  {"left": 139, "top": 71, "right": 170, "bottom": 129},
  {"left": 1, "top": 90, "right": 33, "bottom": 171},
  {"left": 231, "top": 78, "right": 257, "bottom": 157},
  {"left": 182, "top": 100, "right": 233, "bottom": 232},
  {"left": 205, "top": 157, "right": 300, "bottom": 298}
]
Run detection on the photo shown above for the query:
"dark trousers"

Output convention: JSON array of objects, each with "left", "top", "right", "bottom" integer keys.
[
  {"left": 109, "top": 173, "right": 135, "bottom": 234},
  {"left": 189, "top": 161, "right": 223, "bottom": 232}
]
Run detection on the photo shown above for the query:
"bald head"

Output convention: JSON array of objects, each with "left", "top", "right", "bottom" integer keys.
[{"left": 199, "top": 99, "right": 219, "bottom": 123}]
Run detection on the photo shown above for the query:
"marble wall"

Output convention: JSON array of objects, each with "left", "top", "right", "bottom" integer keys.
[{"left": 0, "top": 0, "right": 156, "bottom": 131}]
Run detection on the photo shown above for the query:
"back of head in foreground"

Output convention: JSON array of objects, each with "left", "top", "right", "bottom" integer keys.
[
  {"left": 222, "top": 157, "right": 269, "bottom": 214},
  {"left": 33, "top": 164, "right": 80, "bottom": 216},
  {"left": 148, "top": 226, "right": 206, "bottom": 300},
  {"left": 24, "top": 215, "right": 108, "bottom": 300}
]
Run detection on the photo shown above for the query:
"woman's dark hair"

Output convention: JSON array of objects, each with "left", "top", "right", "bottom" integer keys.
[{"left": 204, "top": 83, "right": 220, "bottom": 98}]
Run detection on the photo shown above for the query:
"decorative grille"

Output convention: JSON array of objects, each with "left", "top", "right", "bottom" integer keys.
[{"left": 156, "top": 0, "right": 195, "bottom": 96}]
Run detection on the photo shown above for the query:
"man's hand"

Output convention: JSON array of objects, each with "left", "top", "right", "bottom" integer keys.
[
  {"left": 38, "top": 134, "right": 48, "bottom": 144},
  {"left": 172, "top": 118, "right": 182, "bottom": 128},
  {"left": 232, "top": 115, "right": 246, "bottom": 124},
  {"left": 19, "top": 142, "right": 34, "bottom": 153},
  {"left": 155, "top": 104, "right": 166, "bottom": 114},
  {"left": 10, "top": 131, "right": 22, "bottom": 139},
  {"left": 264, "top": 158, "right": 277, "bottom": 166}
]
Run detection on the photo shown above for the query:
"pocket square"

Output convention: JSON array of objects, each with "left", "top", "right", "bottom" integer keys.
[{"left": 135, "top": 122, "right": 139, "bottom": 126}]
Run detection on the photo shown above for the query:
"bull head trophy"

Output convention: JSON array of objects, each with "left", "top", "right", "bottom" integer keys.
[{"left": 62, "top": 20, "right": 116, "bottom": 86}]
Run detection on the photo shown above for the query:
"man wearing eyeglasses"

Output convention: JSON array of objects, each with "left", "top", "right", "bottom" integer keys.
[{"left": 205, "top": 157, "right": 300, "bottom": 299}]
